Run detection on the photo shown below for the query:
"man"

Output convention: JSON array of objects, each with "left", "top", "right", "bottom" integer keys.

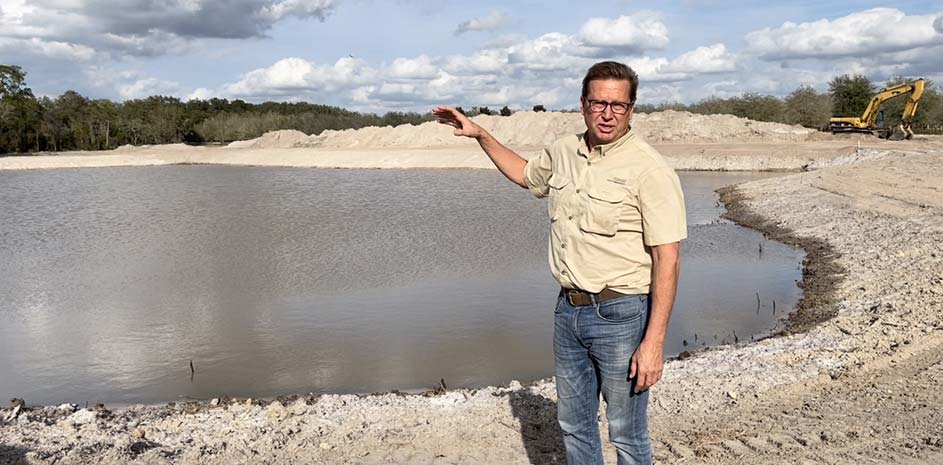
[{"left": 433, "top": 61, "right": 685, "bottom": 465}]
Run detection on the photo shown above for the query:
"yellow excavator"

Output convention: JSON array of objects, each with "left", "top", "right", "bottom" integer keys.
[{"left": 829, "top": 78, "right": 925, "bottom": 140}]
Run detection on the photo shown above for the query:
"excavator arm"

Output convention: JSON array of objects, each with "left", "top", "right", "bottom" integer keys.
[{"left": 901, "top": 79, "right": 925, "bottom": 124}]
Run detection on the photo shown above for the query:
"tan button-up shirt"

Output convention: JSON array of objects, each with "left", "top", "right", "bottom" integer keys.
[{"left": 523, "top": 129, "right": 686, "bottom": 294}]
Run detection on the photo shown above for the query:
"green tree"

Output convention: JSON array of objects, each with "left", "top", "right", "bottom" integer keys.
[
  {"left": 783, "top": 86, "right": 832, "bottom": 129},
  {"left": 53, "top": 90, "right": 95, "bottom": 150},
  {"left": 920, "top": 84, "right": 943, "bottom": 133},
  {"left": 499, "top": 105, "right": 512, "bottom": 116},
  {"left": 532, "top": 104, "right": 546, "bottom": 112},
  {"left": 729, "top": 93, "right": 786, "bottom": 122},
  {"left": 0, "top": 65, "right": 30, "bottom": 97},
  {"left": 0, "top": 65, "right": 43, "bottom": 153},
  {"left": 829, "top": 74, "right": 874, "bottom": 117},
  {"left": 689, "top": 96, "right": 733, "bottom": 116},
  {"left": 476, "top": 106, "right": 493, "bottom": 115}
]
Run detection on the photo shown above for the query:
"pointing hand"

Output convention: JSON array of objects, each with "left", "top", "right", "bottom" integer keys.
[{"left": 433, "top": 106, "right": 483, "bottom": 138}]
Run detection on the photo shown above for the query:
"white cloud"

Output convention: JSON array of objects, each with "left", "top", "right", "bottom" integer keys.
[
  {"left": 389, "top": 55, "right": 438, "bottom": 79},
  {"left": 0, "top": 0, "right": 339, "bottom": 59},
  {"left": 187, "top": 87, "right": 214, "bottom": 101},
  {"left": 222, "top": 56, "right": 376, "bottom": 98},
  {"left": 119, "top": 78, "right": 182, "bottom": 100},
  {"left": 530, "top": 88, "right": 563, "bottom": 106},
  {"left": 663, "top": 44, "right": 736, "bottom": 74},
  {"left": 625, "top": 57, "right": 680, "bottom": 82},
  {"left": 0, "top": 37, "right": 96, "bottom": 61},
  {"left": 506, "top": 33, "right": 595, "bottom": 71},
  {"left": 578, "top": 13, "right": 670, "bottom": 54},
  {"left": 350, "top": 86, "right": 376, "bottom": 103},
  {"left": 102, "top": 31, "right": 191, "bottom": 57},
  {"left": 455, "top": 10, "right": 509, "bottom": 35},
  {"left": 257, "top": 0, "right": 335, "bottom": 21},
  {"left": 637, "top": 84, "right": 683, "bottom": 103},
  {"left": 444, "top": 49, "right": 506, "bottom": 76},
  {"left": 745, "top": 8, "right": 943, "bottom": 60},
  {"left": 935, "top": 14, "right": 943, "bottom": 33},
  {"left": 201, "top": 13, "right": 741, "bottom": 111}
]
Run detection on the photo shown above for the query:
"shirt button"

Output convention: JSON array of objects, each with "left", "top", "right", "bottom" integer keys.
[
  {"left": 576, "top": 189, "right": 581, "bottom": 193},
  {"left": 568, "top": 215, "right": 574, "bottom": 220},
  {"left": 561, "top": 243, "right": 566, "bottom": 249},
  {"left": 587, "top": 161, "right": 592, "bottom": 166},
  {"left": 561, "top": 269, "right": 568, "bottom": 275}
]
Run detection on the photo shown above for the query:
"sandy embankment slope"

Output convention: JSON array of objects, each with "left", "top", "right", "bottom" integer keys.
[
  {"left": 4, "top": 110, "right": 937, "bottom": 172},
  {"left": 2, "top": 115, "right": 942, "bottom": 464}
]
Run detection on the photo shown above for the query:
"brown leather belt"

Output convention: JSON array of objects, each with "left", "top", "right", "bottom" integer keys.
[{"left": 563, "top": 288, "right": 625, "bottom": 306}]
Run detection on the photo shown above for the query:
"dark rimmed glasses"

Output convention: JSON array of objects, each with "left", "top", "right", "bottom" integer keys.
[{"left": 584, "top": 99, "right": 633, "bottom": 115}]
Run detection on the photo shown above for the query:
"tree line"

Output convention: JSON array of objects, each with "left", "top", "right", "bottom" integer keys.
[
  {"left": 2, "top": 64, "right": 942, "bottom": 155},
  {"left": 0, "top": 65, "right": 431, "bottom": 154},
  {"left": 635, "top": 75, "right": 942, "bottom": 132}
]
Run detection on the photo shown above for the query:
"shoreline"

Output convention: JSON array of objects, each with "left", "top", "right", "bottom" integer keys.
[
  {"left": 2, "top": 146, "right": 942, "bottom": 464},
  {"left": 718, "top": 185, "right": 844, "bottom": 336}
]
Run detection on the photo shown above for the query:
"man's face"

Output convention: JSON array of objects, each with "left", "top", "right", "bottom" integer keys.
[{"left": 581, "top": 79, "right": 634, "bottom": 147}]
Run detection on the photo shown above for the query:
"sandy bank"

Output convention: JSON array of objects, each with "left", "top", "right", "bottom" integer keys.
[
  {"left": 3, "top": 137, "right": 942, "bottom": 172},
  {"left": 2, "top": 145, "right": 941, "bottom": 464}
]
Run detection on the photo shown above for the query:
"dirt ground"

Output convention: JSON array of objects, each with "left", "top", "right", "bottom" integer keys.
[{"left": 1, "top": 137, "right": 942, "bottom": 464}]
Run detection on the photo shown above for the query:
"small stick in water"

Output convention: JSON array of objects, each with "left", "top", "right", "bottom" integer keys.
[
  {"left": 773, "top": 299, "right": 777, "bottom": 315},
  {"left": 190, "top": 360, "right": 195, "bottom": 381}
]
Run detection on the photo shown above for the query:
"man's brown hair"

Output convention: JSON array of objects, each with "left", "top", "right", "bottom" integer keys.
[{"left": 581, "top": 61, "right": 639, "bottom": 103}]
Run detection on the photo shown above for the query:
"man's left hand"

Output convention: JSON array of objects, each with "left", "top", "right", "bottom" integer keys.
[{"left": 629, "top": 339, "right": 664, "bottom": 393}]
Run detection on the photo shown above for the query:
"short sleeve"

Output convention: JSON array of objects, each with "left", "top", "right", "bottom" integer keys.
[
  {"left": 638, "top": 167, "right": 687, "bottom": 246},
  {"left": 523, "top": 148, "right": 553, "bottom": 198}
]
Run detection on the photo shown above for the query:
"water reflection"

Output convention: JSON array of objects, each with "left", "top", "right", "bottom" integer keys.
[{"left": 0, "top": 167, "right": 802, "bottom": 405}]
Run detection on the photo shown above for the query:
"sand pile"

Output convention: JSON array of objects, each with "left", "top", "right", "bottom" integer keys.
[
  {"left": 635, "top": 110, "right": 816, "bottom": 143},
  {"left": 227, "top": 130, "right": 310, "bottom": 149},
  {"left": 256, "top": 110, "right": 816, "bottom": 150}
]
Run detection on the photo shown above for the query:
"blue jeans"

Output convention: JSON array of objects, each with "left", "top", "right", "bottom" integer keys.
[{"left": 554, "top": 291, "right": 652, "bottom": 465}]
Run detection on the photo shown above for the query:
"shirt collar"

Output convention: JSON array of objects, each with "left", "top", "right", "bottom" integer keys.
[{"left": 577, "top": 126, "right": 634, "bottom": 159}]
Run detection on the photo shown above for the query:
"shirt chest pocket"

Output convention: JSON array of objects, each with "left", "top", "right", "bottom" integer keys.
[
  {"left": 547, "top": 173, "right": 571, "bottom": 221},
  {"left": 578, "top": 183, "right": 632, "bottom": 236}
]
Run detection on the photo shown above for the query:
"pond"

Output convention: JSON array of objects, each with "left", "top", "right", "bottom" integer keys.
[{"left": 0, "top": 167, "right": 801, "bottom": 405}]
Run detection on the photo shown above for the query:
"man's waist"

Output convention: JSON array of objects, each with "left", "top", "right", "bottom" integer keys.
[{"left": 561, "top": 287, "right": 635, "bottom": 306}]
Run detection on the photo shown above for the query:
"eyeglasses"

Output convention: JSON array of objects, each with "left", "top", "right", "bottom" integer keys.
[{"left": 584, "top": 99, "right": 633, "bottom": 115}]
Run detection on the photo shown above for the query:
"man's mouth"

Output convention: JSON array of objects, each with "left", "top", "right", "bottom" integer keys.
[{"left": 598, "top": 123, "right": 615, "bottom": 133}]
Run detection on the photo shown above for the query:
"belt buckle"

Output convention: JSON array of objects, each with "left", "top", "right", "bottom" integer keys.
[
  {"left": 566, "top": 289, "right": 589, "bottom": 306},
  {"left": 565, "top": 289, "right": 578, "bottom": 306}
]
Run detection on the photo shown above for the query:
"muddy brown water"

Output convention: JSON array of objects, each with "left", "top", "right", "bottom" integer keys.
[{"left": 0, "top": 167, "right": 801, "bottom": 406}]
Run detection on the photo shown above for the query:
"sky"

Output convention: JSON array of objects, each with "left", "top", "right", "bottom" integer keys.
[{"left": 1, "top": 0, "right": 941, "bottom": 113}]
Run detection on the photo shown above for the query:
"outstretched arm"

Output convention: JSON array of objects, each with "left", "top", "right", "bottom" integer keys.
[{"left": 433, "top": 106, "right": 528, "bottom": 188}]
